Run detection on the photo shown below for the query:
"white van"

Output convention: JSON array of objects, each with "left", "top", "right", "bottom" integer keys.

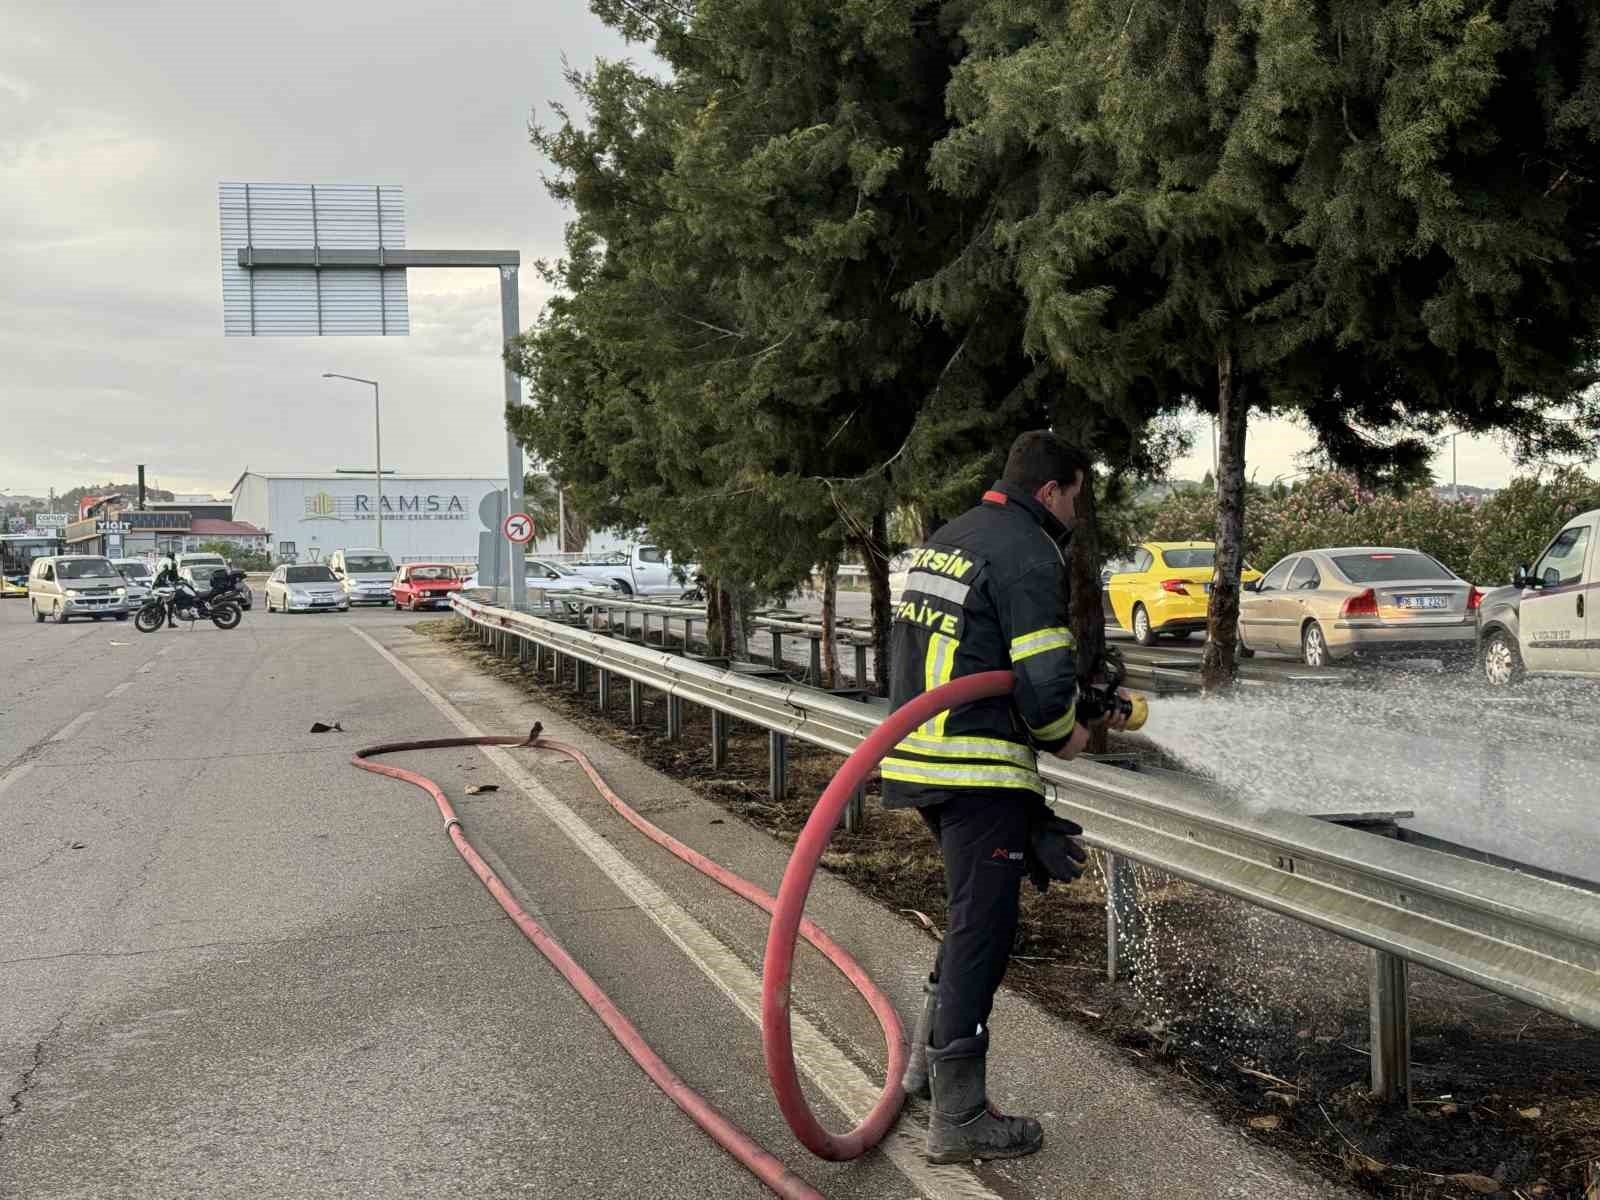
[
  {"left": 326, "top": 547, "right": 397, "bottom": 606},
  {"left": 1478, "top": 508, "right": 1600, "bottom": 684},
  {"left": 28, "top": 555, "right": 135, "bottom": 623}
]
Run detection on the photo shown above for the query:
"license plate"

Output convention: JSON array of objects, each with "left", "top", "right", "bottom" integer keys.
[{"left": 1397, "top": 594, "right": 1449, "bottom": 610}]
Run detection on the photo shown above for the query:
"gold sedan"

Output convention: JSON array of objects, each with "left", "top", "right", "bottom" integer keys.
[{"left": 1238, "top": 547, "right": 1480, "bottom": 666}]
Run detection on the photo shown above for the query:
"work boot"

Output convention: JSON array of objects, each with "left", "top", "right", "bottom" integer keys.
[
  {"left": 901, "top": 977, "right": 938, "bottom": 1100},
  {"left": 926, "top": 1032, "right": 1043, "bottom": 1164}
]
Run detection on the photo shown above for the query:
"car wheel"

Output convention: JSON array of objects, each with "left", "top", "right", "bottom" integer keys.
[
  {"left": 1301, "top": 621, "right": 1329, "bottom": 667},
  {"left": 1236, "top": 624, "right": 1255, "bottom": 659},
  {"left": 1132, "top": 603, "right": 1155, "bottom": 646},
  {"left": 614, "top": 580, "right": 633, "bottom": 596},
  {"left": 33, "top": 601, "right": 44, "bottom": 624},
  {"left": 55, "top": 603, "right": 70, "bottom": 624},
  {"left": 1482, "top": 629, "right": 1523, "bottom": 687}
]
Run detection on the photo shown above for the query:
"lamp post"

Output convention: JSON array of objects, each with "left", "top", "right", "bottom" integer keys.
[{"left": 322, "top": 373, "right": 383, "bottom": 548}]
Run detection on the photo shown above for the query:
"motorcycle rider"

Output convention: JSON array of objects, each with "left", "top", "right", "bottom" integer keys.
[{"left": 153, "top": 556, "right": 222, "bottom": 627}]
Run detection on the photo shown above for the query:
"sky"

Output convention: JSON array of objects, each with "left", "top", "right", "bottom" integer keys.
[{"left": 0, "top": 1, "right": 1561, "bottom": 503}]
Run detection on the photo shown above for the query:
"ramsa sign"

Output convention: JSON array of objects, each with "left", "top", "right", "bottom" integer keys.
[{"left": 302, "top": 490, "right": 469, "bottom": 522}]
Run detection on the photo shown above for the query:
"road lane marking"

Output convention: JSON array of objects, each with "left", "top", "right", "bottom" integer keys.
[
  {"left": 0, "top": 762, "right": 37, "bottom": 799},
  {"left": 354, "top": 627, "right": 999, "bottom": 1200},
  {"left": 105, "top": 682, "right": 133, "bottom": 699},
  {"left": 51, "top": 711, "right": 97, "bottom": 742}
]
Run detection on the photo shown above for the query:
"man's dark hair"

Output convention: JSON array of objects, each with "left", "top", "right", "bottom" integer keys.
[{"left": 1002, "top": 430, "right": 1092, "bottom": 494}]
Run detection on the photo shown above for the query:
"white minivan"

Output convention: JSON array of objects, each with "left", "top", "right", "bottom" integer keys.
[
  {"left": 326, "top": 547, "right": 398, "bottom": 606},
  {"left": 1478, "top": 508, "right": 1600, "bottom": 684}
]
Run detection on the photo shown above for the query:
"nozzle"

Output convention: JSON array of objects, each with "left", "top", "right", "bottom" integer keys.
[{"left": 1124, "top": 691, "right": 1148, "bottom": 732}]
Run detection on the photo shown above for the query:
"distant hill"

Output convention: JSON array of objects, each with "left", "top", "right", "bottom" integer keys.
[
  {"left": 1432, "top": 483, "right": 1497, "bottom": 501},
  {"left": 54, "top": 482, "right": 176, "bottom": 512}
]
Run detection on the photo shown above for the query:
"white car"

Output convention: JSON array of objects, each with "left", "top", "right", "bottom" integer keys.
[
  {"left": 462, "top": 558, "right": 621, "bottom": 598},
  {"left": 264, "top": 563, "right": 350, "bottom": 613},
  {"left": 326, "top": 547, "right": 397, "bottom": 606},
  {"left": 112, "top": 558, "right": 155, "bottom": 605}
]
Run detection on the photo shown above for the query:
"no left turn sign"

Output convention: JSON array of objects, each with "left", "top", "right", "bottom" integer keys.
[{"left": 502, "top": 512, "right": 535, "bottom": 544}]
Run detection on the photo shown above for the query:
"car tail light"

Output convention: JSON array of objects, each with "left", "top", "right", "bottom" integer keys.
[
  {"left": 1341, "top": 588, "right": 1378, "bottom": 618},
  {"left": 1161, "top": 579, "right": 1188, "bottom": 594},
  {"left": 1467, "top": 587, "right": 1483, "bottom": 611}
]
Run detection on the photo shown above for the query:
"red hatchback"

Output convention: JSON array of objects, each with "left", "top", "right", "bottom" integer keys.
[{"left": 392, "top": 563, "right": 464, "bottom": 611}]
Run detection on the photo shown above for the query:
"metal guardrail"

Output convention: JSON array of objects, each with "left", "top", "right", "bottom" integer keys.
[
  {"left": 481, "top": 585, "right": 879, "bottom": 689},
  {"left": 448, "top": 594, "right": 1600, "bottom": 1103}
]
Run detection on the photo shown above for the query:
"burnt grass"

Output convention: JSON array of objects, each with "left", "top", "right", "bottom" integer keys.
[{"left": 420, "top": 617, "right": 1599, "bottom": 1200}]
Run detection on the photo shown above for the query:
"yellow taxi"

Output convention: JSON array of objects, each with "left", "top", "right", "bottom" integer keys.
[
  {"left": 1104, "top": 541, "right": 1262, "bottom": 645},
  {"left": 1, "top": 576, "right": 28, "bottom": 598}
]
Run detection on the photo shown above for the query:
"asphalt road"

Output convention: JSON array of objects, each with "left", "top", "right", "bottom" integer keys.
[{"left": 0, "top": 595, "right": 1355, "bottom": 1199}]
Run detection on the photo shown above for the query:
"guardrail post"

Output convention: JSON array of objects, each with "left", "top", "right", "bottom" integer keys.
[
  {"left": 854, "top": 644, "right": 868, "bottom": 689},
  {"left": 808, "top": 636, "right": 822, "bottom": 685},
  {"left": 1104, "top": 852, "right": 1141, "bottom": 984},
  {"left": 598, "top": 668, "right": 611, "bottom": 711},
  {"left": 842, "top": 785, "right": 865, "bottom": 833},
  {"left": 1369, "top": 950, "right": 1411, "bottom": 1104},
  {"left": 711, "top": 710, "right": 728, "bottom": 767},
  {"left": 517, "top": 635, "right": 532, "bottom": 665},
  {"left": 769, "top": 731, "right": 787, "bottom": 802},
  {"left": 667, "top": 694, "right": 683, "bottom": 741},
  {"left": 770, "top": 629, "right": 783, "bottom": 671},
  {"left": 642, "top": 612, "right": 652, "bottom": 644},
  {"left": 628, "top": 679, "right": 643, "bottom": 726},
  {"left": 575, "top": 658, "right": 590, "bottom": 695},
  {"left": 684, "top": 618, "right": 695, "bottom": 650}
]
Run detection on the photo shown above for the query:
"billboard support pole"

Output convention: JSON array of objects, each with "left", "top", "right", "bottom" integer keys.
[{"left": 501, "top": 265, "right": 526, "bottom": 612}]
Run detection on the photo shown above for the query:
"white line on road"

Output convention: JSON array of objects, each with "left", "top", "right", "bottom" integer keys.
[
  {"left": 353, "top": 626, "right": 999, "bottom": 1200},
  {"left": 0, "top": 762, "right": 37, "bottom": 799},
  {"left": 51, "top": 711, "right": 98, "bottom": 742},
  {"left": 105, "top": 682, "right": 133, "bottom": 699}
]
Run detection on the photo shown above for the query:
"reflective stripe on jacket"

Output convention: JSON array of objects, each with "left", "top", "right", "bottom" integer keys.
[{"left": 881, "top": 479, "right": 1079, "bottom": 808}]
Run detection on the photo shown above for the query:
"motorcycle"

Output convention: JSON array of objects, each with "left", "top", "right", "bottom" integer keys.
[
  {"left": 134, "top": 569, "right": 247, "bottom": 634},
  {"left": 679, "top": 571, "right": 709, "bottom": 603}
]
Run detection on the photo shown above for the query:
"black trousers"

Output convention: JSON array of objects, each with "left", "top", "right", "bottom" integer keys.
[{"left": 919, "top": 788, "right": 1040, "bottom": 1048}]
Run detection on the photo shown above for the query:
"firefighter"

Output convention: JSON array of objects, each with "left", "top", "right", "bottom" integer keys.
[{"left": 884, "top": 429, "right": 1126, "bottom": 1164}]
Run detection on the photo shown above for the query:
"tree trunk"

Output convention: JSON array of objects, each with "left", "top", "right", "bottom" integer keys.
[
  {"left": 1202, "top": 346, "right": 1249, "bottom": 691},
  {"left": 1068, "top": 469, "right": 1110, "bottom": 754},
  {"left": 723, "top": 579, "right": 753, "bottom": 662},
  {"left": 820, "top": 559, "right": 839, "bottom": 689},
  {"left": 707, "top": 575, "right": 724, "bottom": 657},
  {"left": 860, "top": 510, "right": 893, "bottom": 697}
]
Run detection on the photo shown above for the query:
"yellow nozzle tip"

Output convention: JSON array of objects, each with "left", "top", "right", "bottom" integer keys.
[{"left": 1126, "top": 693, "right": 1149, "bottom": 732}]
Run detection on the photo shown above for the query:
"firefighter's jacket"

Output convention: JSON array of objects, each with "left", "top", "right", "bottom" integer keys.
[{"left": 881, "top": 480, "right": 1079, "bottom": 808}]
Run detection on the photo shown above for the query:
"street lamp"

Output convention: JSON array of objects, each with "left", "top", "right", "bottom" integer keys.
[{"left": 322, "top": 373, "right": 383, "bottom": 548}]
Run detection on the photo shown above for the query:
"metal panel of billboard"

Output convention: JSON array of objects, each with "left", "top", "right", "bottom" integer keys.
[{"left": 219, "top": 183, "right": 410, "bottom": 336}]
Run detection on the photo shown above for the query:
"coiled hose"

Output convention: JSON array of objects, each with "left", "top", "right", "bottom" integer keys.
[{"left": 352, "top": 669, "right": 1018, "bottom": 1198}]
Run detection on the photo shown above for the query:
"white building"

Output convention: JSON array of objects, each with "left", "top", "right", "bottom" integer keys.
[{"left": 231, "top": 472, "right": 508, "bottom": 565}]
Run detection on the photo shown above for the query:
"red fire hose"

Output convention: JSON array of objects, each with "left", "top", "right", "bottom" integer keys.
[{"left": 351, "top": 669, "right": 1016, "bottom": 1198}]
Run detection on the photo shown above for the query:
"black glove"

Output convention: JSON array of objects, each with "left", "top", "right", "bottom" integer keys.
[{"left": 1025, "top": 810, "right": 1087, "bottom": 895}]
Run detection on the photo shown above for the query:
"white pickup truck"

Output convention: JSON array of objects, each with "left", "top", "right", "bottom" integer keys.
[
  {"left": 1477, "top": 507, "right": 1600, "bottom": 685},
  {"left": 569, "top": 545, "right": 693, "bottom": 596}
]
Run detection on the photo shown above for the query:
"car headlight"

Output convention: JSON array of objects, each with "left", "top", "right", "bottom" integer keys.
[
  {"left": 114, "top": 587, "right": 126, "bottom": 596},
  {"left": 66, "top": 589, "right": 83, "bottom": 597}
]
